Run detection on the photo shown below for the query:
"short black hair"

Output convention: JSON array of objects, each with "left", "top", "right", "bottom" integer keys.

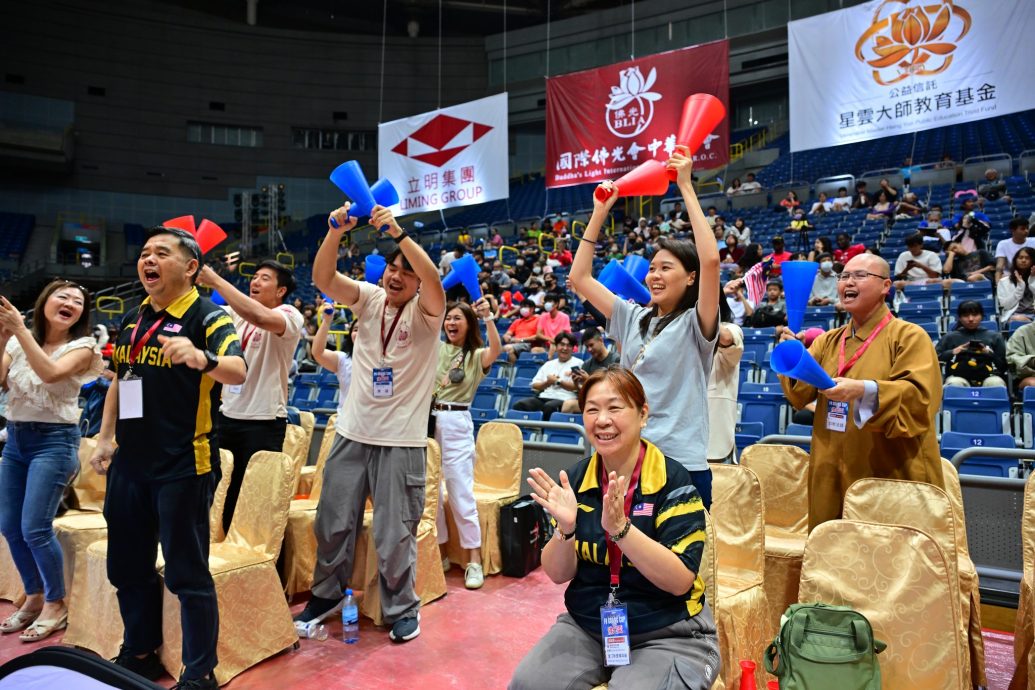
[
  {"left": 146, "top": 226, "right": 201, "bottom": 282},
  {"left": 385, "top": 247, "right": 414, "bottom": 272},
  {"left": 905, "top": 233, "right": 924, "bottom": 247},
  {"left": 554, "top": 331, "right": 575, "bottom": 346},
  {"left": 1010, "top": 217, "right": 1031, "bottom": 231},
  {"left": 817, "top": 252, "right": 833, "bottom": 261},
  {"left": 580, "top": 326, "right": 602, "bottom": 344},
  {"left": 957, "top": 300, "right": 984, "bottom": 317},
  {"left": 255, "top": 259, "right": 297, "bottom": 298}
]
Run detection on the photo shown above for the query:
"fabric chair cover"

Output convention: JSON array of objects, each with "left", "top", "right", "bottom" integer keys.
[
  {"left": 710, "top": 465, "right": 770, "bottom": 690},
  {"left": 739, "top": 444, "right": 809, "bottom": 635},
  {"left": 281, "top": 416, "right": 337, "bottom": 596},
  {"left": 1011, "top": 472, "right": 1035, "bottom": 690},
  {"left": 70, "top": 437, "right": 106, "bottom": 512},
  {"left": 940, "top": 460, "right": 988, "bottom": 688},
  {"left": 842, "top": 478, "right": 971, "bottom": 684},
  {"left": 208, "top": 450, "right": 234, "bottom": 544},
  {"left": 158, "top": 451, "right": 297, "bottom": 684},
  {"left": 799, "top": 520, "right": 966, "bottom": 690},
  {"left": 296, "top": 415, "right": 337, "bottom": 498},
  {"left": 442, "top": 422, "right": 523, "bottom": 575},
  {"left": 0, "top": 540, "right": 22, "bottom": 604},
  {"left": 281, "top": 423, "right": 308, "bottom": 494},
  {"left": 352, "top": 439, "right": 446, "bottom": 625}
]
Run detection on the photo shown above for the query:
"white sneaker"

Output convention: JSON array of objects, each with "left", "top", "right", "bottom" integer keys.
[
  {"left": 442, "top": 557, "right": 451, "bottom": 572},
  {"left": 464, "top": 563, "right": 484, "bottom": 589}
]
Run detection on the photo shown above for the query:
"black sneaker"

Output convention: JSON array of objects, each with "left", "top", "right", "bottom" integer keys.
[
  {"left": 173, "top": 674, "right": 218, "bottom": 690},
  {"left": 110, "top": 646, "right": 164, "bottom": 681},
  {"left": 292, "top": 594, "right": 343, "bottom": 624},
  {"left": 388, "top": 613, "right": 420, "bottom": 643}
]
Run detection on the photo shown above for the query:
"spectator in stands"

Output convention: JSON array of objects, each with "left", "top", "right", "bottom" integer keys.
[
  {"left": 311, "top": 300, "right": 353, "bottom": 416},
  {"left": 943, "top": 240, "right": 994, "bottom": 287},
  {"left": 723, "top": 277, "right": 752, "bottom": 326},
  {"left": 1008, "top": 321, "right": 1035, "bottom": 391},
  {"left": 994, "top": 218, "right": 1035, "bottom": 284},
  {"left": 552, "top": 215, "right": 569, "bottom": 236},
  {"left": 809, "top": 192, "right": 832, "bottom": 216},
  {"left": 729, "top": 217, "right": 751, "bottom": 244},
  {"left": 978, "top": 168, "right": 1011, "bottom": 206},
  {"left": 198, "top": 259, "right": 303, "bottom": 533},
  {"left": 949, "top": 200, "right": 992, "bottom": 254},
  {"left": 834, "top": 233, "right": 865, "bottom": 265},
  {"left": 998, "top": 247, "right": 1035, "bottom": 323},
  {"left": 513, "top": 368, "right": 718, "bottom": 690},
  {"left": 502, "top": 299, "right": 545, "bottom": 363},
  {"left": 606, "top": 242, "right": 624, "bottom": 261},
  {"left": 744, "top": 278, "right": 786, "bottom": 327},
  {"left": 765, "top": 235, "right": 793, "bottom": 275},
  {"left": 0, "top": 282, "right": 103, "bottom": 642},
  {"left": 777, "top": 253, "right": 943, "bottom": 529},
  {"left": 878, "top": 177, "right": 899, "bottom": 201},
  {"left": 512, "top": 257, "right": 531, "bottom": 284},
  {"left": 778, "top": 190, "right": 801, "bottom": 214},
  {"left": 536, "top": 293, "right": 572, "bottom": 356},
  {"left": 936, "top": 301, "right": 1006, "bottom": 388},
  {"left": 440, "top": 245, "right": 465, "bottom": 276},
  {"left": 548, "top": 239, "right": 573, "bottom": 267},
  {"left": 704, "top": 207, "right": 721, "bottom": 229},
  {"left": 893, "top": 234, "right": 943, "bottom": 289},
  {"left": 512, "top": 332, "right": 582, "bottom": 420},
  {"left": 708, "top": 296, "right": 742, "bottom": 462},
  {"left": 560, "top": 327, "right": 619, "bottom": 414},
  {"left": 712, "top": 215, "right": 727, "bottom": 239},
  {"left": 895, "top": 191, "right": 925, "bottom": 218},
  {"left": 490, "top": 227, "right": 504, "bottom": 247},
  {"left": 740, "top": 171, "right": 763, "bottom": 194},
  {"left": 525, "top": 278, "right": 546, "bottom": 306},
  {"left": 572, "top": 146, "right": 720, "bottom": 505},
  {"left": 789, "top": 210, "right": 814, "bottom": 246},
  {"left": 808, "top": 236, "right": 833, "bottom": 263},
  {"left": 866, "top": 191, "right": 895, "bottom": 221},
  {"left": 852, "top": 181, "right": 874, "bottom": 209},
  {"left": 809, "top": 254, "right": 839, "bottom": 306},
  {"left": 918, "top": 217, "right": 950, "bottom": 251},
  {"left": 725, "top": 177, "right": 742, "bottom": 196},
  {"left": 294, "top": 203, "right": 445, "bottom": 645},
  {"left": 90, "top": 228, "right": 246, "bottom": 687},
  {"left": 830, "top": 187, "right": 852, "bottom": 212},
  {"left": 719, "top": 234, "right": 744, "bottom": 269},
  {"left": 433, "top": 298, "right": 500, "bottom": 590},
  {"left": 935, "top": 153, "right": 955, "bottom": 170}
]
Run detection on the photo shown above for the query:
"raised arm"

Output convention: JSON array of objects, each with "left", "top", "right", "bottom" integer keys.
[
  {"left": 311, "top": 300, "right": 344, "bottom": 372},
  {"left": 476, "top": 298, "right": 502, "bottom": 370},
  {"left": 669, "top": 147, "right": 720, "bottom": 340},
  {"left": 0, "top": 297, "right": 94, "bottom": 384},
  {"left": 313, "top": 205, "right": 362, "bottom": 307},
  {"left": 197, "top": 265, "right": 287, "bottom": 335},
  {"left": 370, "top": 205, "right": 446, "bottom": 318},
  {"left": 569, "top": 184, "right": 622, "bottom": 320}
]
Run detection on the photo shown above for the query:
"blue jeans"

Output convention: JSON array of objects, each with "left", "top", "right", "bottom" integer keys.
[{"left": 0, "top": 421, "right": 80, "bottom": 602}]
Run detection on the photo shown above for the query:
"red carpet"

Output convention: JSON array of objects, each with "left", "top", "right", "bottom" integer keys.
[{"left": 0, "top": 572, "right": 1021, "bottom": 688}]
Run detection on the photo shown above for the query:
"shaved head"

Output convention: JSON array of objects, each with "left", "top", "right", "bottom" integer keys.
[{"left": 844, "top": 253, "right": 890, "bottom": 279}]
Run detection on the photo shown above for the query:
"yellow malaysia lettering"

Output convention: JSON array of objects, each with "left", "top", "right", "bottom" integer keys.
[{"left": 579, "top": 540, "right": 592, "bottom": 562}]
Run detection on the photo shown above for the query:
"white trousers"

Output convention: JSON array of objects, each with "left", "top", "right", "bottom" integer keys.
[{"left": 434, "top": 409, "right": 482, "bottom": 549}]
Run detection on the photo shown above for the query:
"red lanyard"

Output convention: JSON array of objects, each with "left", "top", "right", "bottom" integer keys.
[
  {"left": 240, "top": 323, "right": 259, "bottom": 351},
  {"left": 128, "top": 309, "right": 165, "bottom": 366},
  {"left": 599, "top": 442, "right": 647, "bottom": 588},
  {"left": 837, "top": 312, "right": 892, "bottom": 377},
  {"left": 380, "top": 301, "right": 404, "bottom": 361}
]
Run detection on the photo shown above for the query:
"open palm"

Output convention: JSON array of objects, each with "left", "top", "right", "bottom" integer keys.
[{"left": 527, "top": 468, "right": 578, "bottom": 534}]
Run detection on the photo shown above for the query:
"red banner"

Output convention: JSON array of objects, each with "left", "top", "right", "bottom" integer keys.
[{"left": 545, "top": 41, "right": 730, "bottom": 189}]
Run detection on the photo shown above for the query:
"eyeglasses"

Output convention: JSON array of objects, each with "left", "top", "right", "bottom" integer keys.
[{"left": 836, "top": 271, "right": 888, "bottom": 282}]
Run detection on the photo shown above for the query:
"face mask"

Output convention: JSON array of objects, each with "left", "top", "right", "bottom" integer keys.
[
  {"left": 543, "top": 302, "right": 555, "bottom": 311},
  {"left": 520, "top": 307, "right": 531, "bottom": 317},
  {"left": 533, "top": 266, "right": 542, "bottom": 274},
  {"left": 516, "top": 259, "right": 524, "bottom": 266},
  {"left": 821, "top": 261, "right": 833, "bottom": 273}
]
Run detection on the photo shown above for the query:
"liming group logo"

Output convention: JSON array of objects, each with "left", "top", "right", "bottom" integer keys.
[
  {"left": 854, "top": 0, "right": 972, "bottom": 86},
  {"left": 391, "top": 113, "right": 493, "bottom": 168},
  {"left": 605, "top": 66, "right": 661, "bottom": 138}
]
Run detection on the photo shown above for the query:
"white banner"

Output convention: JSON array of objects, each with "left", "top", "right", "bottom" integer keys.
[
  {"left": 378, "top": 93, "right": 509, "bottom": 215},
  {"left": 789, "top": 0, "right": 1035, "bottom": 152}
]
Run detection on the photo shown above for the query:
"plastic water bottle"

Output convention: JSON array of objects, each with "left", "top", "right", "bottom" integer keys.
[{"left": 342, "top": 589, "right": 359, "bottom": 644}]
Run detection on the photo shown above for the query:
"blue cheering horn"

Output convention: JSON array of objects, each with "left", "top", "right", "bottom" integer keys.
[
  {"left": 329, "top": 161, "right": 378, "bottom": 219},
  {"left": 781, "top": 260, "right": 819, "bottom": 334},
  {"left": 365, "top": 254, "right": 387, "bottom": 284},
  {"left": 622, "top": 254, "right": 650, "bottom": 282},
  {"left": 770, "top": 339, "right": 836, "bottom": 390},
  {"left": 441, "top": 254, "right": 482, "bottom": 301},
  {"left": 210, "top": 289, "right": 227, "bottom": 306},
  {"left": 598, "top": 259, "right": 650, "bottom": 305}
]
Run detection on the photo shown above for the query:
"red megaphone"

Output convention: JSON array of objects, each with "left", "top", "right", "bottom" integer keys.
[
  {"left": 667, "top": 94, "right": 726, "bottom": 180},
  {"left": 163, "top": 215, "right": 197, "bottom": 235},
  {"left": 195, "top": 219, "right": 228, "bottom": 255},
  {"left": 594, "top": 159, "right": 670, "bottom": 202}
]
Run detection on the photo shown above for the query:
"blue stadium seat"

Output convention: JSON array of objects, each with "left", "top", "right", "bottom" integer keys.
[
  {"left": 940, "top": 432, "right": 1018, "bottom": 477},
  {"left": 513, "top": 362, "right": 541, "bottom": 381},
  {"left": 550, "top": 412, "right": 581, "bottom": 426},
  {"left": 737, "top": 392, "right": 786, "bottom": 438},
  {"left": 472, "top": 389, "right": 502, "bottom": 412},
  {"left": 543, "top": 429, "right": 584, "bottom": 447},
  {"left": 471, "top": 408, "right": 499, "bottom": 435},
  {"left": 734, "top": 421, "right": 765, "bottom": 453},
  {"left": 504, "top": 410, "right": 543, "bottom": 441},
  {"left": 784, "top": 423, "right": 813, "bottom": 437},
  {"left": 940, "top": 386, "right": 1010, "bottom": 434}
]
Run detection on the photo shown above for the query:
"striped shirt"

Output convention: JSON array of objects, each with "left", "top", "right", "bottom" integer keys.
[
  {"left": 562, "top": 440, "right": 708, "bottom": 634},
  {"left": 111, "top": 287, "right": 242, "bottom": 480}
]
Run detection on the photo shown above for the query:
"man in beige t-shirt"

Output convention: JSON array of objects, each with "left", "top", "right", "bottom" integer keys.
[
  {"left": 198, "top": 260, "right": 303, "bottom": 532},
  {"left": 294, "top": 202, "right": 445, "bottom": 645}
]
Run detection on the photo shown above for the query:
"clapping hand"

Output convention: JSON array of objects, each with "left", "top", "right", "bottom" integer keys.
[
  {"left": 0, "top": 296, "right": 27, "bottom": 335},
  {"left": 473, "top": 297, "right": 492, "bottom": 320},
  {"left": 601, "top": 470, "right": 629, "bottom": 535},
  {"left": 527, "top": 468, "right": 578, "bottom": 535}
]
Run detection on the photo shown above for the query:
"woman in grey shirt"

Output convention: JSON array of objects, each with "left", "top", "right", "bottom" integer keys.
[{"left": 570, "top": 147, "right": 720, "bottom": 507}]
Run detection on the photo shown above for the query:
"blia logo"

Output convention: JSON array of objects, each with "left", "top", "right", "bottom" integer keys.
[
  {"left": 605, "top": 66, "right": 662, "bottom": 139},
  {"left": 391, "top": 114, "right": 493, "bottom": 167}
]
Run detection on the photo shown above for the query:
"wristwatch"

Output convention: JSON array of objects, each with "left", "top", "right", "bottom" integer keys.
[{"left": 201, "top": 350, "right": 219, "bottom": 373}]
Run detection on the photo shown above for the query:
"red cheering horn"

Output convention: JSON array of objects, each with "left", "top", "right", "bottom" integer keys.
[
  {"left": 195, "top": 219, "right": 227, "bottom": 255},
  {"left": 667, "top": 94, "right": 726, "bottom": 181},
  {"left": 594, "top": 159, "right": 670, "bottom": 202},
  {"left": 163, "top": 215, "right": 197, "bottom": 235}
]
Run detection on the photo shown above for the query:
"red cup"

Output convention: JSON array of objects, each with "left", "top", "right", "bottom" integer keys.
[
  {"left": 163, "top": 215, "right": 197, "bottom": 235},
  {"left": 195, "top": 219, "right": 228, "bottom": 255},
  {"left": 594, "top": 159, "right": 670, "bottom": 202},
  {"left": 739, "top": 659, "right": 757, "bottom": 690}
]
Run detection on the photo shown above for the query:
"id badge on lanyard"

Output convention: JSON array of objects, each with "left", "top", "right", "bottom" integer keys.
[{"left": 374, "top": 302, "right": 404, "bottom": 398}]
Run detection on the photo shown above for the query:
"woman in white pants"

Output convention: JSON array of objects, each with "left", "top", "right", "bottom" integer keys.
[{"left": 433, "top": 298, "right": 501, "bottom": 589}]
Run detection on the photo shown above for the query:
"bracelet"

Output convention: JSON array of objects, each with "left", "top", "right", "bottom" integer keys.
[
  {"left": 556, "top": 526, "right": 576, "bottom": 541},
  {"left": 391, "top": 230, "right": 410, "bottom": 244},
  {"left": 609, "top": 519, "right": 632, "bottom": 543}
]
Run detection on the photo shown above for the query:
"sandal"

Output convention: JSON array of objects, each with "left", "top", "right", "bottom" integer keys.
[
  {"left": 0, "top": 608, "right": 42, "bottom": 634},
  {"left": 18, "top": 612, "right": 67, "bottom": 642}
]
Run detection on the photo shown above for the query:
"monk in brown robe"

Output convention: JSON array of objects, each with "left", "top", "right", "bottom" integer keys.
[{"left": 777, "top": 254, "right": 943, "bottom": 530}]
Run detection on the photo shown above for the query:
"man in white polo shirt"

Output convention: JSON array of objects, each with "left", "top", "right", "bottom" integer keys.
[
  {"left": 198, "top": 260, "right": 303, "bottom": 532},
  {"left": 995, "top": 218, "right": 1035, "bottom": 284}
]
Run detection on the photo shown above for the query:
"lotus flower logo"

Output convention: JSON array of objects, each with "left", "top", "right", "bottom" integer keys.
[
  {"left": 605, "top": 66, "right": 662, "bottom": 138},
  {"left": 855, "top": 0, "right": 972, "bottom": 86}
]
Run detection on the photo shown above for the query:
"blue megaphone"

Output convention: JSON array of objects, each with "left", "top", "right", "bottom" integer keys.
[
  {"left": 370, "top": 177, "right": 400, "bottom": 208},
  {"left": 599, "top": 259, "right": 650, "bottom": 304},
  {"left": 770, "top": 339, "right": 836, "bottom": 390},
  {"left": 780, "top": 260, "right": 819, "bottom": 334},
  {"left": 210, "top": 289, "right": 227, "bottom": 306},
  {"left": 441, "top": 253, "right": 482, "bottom": 301},
  {"left": 365, "top": 254, "right": 387, "bottom": 284},
  {"left": 329, "top": 161, "right": 378, "bottom": 218},
  {"left": 622, "top": 254, "right": 650, "bottom": 282}
]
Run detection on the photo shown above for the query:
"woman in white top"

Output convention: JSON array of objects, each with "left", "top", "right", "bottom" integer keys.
[
  {"left": 570, "top": 146, "right": 720, "bottom": 508},
  {"left": 311, "top": 300, "right": 353, "bottom": 415},
  {"left": 998, "top": 247, "right": 1035, "bottom": 323},
  {"left": 0, "top": 281, "right": 103, "bottom": 642},
  {"left": 707, "top": 297, "right": 743, "bottom": 462}
]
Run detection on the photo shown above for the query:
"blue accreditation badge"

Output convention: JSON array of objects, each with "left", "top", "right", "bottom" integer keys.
[
  {"left": 599, "top": 602, "right": 631, "bottom": 667},
  {"left": 373, "top": 367, "right": 394, "bottom": 398},
  {"left": 826, "top": 399, "right": 848, "bottom": 432}
]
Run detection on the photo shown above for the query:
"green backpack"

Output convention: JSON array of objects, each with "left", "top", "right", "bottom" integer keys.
[{"left": 764, "top": 603, "right": 887, "bottom": 690}]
